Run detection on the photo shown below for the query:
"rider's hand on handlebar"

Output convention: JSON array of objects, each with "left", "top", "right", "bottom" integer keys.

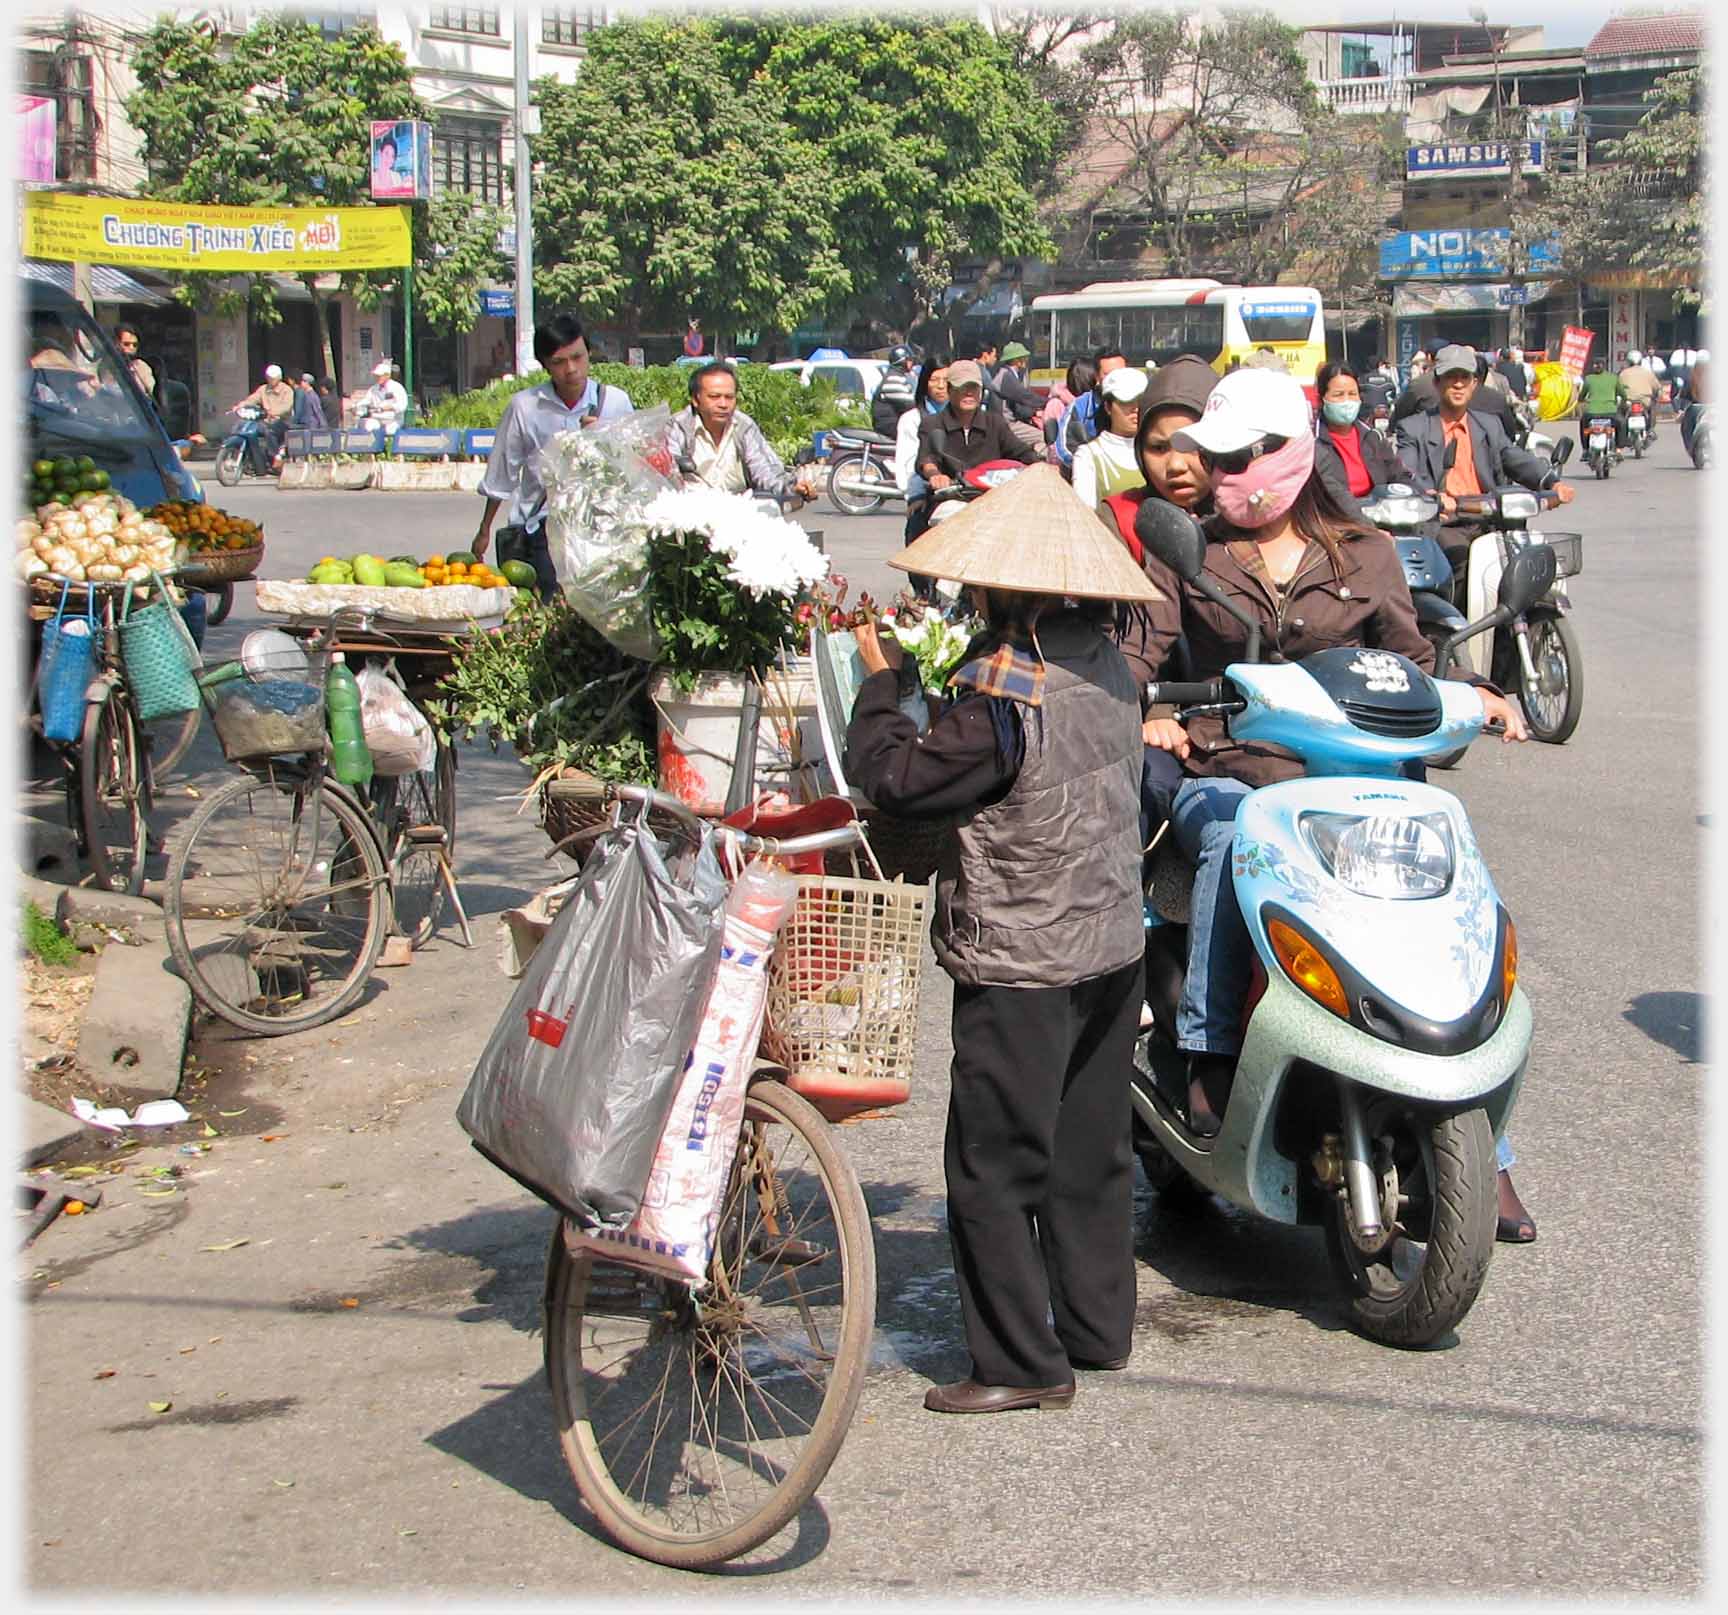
[
  {"left": 853, "top": 620, "right": 904, "bottom": 676},
  {"left": 1478, "top": 688, "right": 1528, "bottom": 743},
  {"left": 1142, "top": 716, "right": 1191, "bottom": 759},
  {"left": 928, "top": 472, "right": 953, "bottom": 491},
  {"left": 1550, "top": 481, "right": 1576, "bottom": 505},
  {"left": 1436, "top": 490, "right": 1459, "bottom": 517}
]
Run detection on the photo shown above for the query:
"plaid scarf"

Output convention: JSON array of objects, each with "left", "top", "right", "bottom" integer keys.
[{"left": 948, "top": 637, "right": 1045, "bottom": 708}]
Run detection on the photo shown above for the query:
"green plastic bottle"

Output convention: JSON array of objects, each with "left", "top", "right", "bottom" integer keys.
[{"left": 324, "top": 655, "right": 373, "bottom": 788}]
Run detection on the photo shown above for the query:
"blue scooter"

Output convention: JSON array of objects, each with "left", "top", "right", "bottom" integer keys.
[
  {"left": 215, "top": 403, "right": 275, "bottom": 487},
  {"left": 1130, "top": 500, "right": 1557, "bottom": 1348}
]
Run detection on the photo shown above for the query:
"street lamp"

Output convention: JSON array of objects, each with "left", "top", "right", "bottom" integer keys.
[{"left": 1469, "top": 6, "right": 1526, "bottom": 349}]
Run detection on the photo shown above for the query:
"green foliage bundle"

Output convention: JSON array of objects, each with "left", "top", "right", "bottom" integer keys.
[{"left": 434, "top": 595, "right": 655, "bottom": 786}]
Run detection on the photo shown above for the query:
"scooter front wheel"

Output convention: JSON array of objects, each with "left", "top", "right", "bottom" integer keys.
[
  {"left": 215, "top": 442, "right": 245, "bottom": 488},
  {"left": 1323, "top": 1102, "right": 1496, "bottom": 1349},
  {"left": 1517, "top": 613, "right": 1582, "bottom": 744}
]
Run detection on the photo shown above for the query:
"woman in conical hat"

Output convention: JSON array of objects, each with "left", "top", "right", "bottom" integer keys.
[{"left": 843, "top": 465, "right": 1160, "bottom": 1415}]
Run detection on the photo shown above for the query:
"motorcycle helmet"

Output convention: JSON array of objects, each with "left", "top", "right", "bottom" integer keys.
[
  {"left": 888, "top": 345, "right": 913, "bottom": 366},
  {"left": 1628, "top": 350, "right": 1643, "bottom": 364}
]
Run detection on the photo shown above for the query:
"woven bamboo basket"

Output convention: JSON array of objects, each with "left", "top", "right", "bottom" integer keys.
[
  {"left": 539, "top": 770, "right": 689, "bottom": 858},
  {"left": 174, "top": 540, "right": 265, "bottom": 584}
]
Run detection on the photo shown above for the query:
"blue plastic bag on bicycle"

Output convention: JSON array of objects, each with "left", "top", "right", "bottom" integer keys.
[
  {"left": 457, "top": 814, "right": 727, "bottom": 1229},
  {"left": 37, "top": 584, "right": 97, "bottom": 743}
]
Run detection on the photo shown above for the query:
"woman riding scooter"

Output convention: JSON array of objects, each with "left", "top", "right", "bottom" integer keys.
[
  {"left": 1312, "top": 361, "right": 1408, "bottom": 520},
  {"left": 1136, "top": 367, "right": 1540, "bottom": 1242}
]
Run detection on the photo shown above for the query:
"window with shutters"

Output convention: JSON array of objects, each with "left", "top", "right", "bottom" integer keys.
[
  {"left": 542, "top": 7, "right": 603, "bottom": 47},
  {"left": 434, "top": 117, "right": 506, "bottom": 206},
  {"left": 301, "top": 4, "right": 378, "bottom": 38},
  {"left": 429, "top": 5, "right": 501, "bottom": 36}
]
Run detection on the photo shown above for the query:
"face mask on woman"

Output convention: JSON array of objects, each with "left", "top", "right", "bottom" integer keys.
[
  {"left": 1211, "top": 433, "right": 1315, "bottom": 530},
  {"left": 1322, "top": 399, "right": 1361, "bottom": 428}
]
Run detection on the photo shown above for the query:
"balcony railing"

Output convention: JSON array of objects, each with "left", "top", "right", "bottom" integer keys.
[{"left": 1314, "top": 76, "right": 1414, "bottom": 116}]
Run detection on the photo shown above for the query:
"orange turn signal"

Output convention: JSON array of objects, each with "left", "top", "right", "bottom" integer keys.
[
  {"left": 1502, "top": 916, "right": 1518, "bottom": 1003},
  {"left": 1267, "top": 918, "right": 1350, "bottom": 1019}
]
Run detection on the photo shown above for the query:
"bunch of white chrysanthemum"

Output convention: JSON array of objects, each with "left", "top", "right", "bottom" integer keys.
[{"left": 641, "top": 487, "right": 829, "bottom": 600}]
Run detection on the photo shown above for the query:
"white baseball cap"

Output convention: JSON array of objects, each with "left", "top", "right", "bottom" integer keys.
[
  {"left": 372, "top": 359, "right": 394, "bottom": 377},
  {"left": 1172, "top": 367, "right": 1311, "bottom": 455},
  {"left": 1100, "top": 366, "right": 1149, "bottom": 403},
  {"left": 264, "top": 364, "right": 283, "bottom": 380}
]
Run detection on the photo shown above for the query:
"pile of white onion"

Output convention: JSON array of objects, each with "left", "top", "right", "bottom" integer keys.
[{"left": 15, "top": 493, "right": 179, "bottom": 584}]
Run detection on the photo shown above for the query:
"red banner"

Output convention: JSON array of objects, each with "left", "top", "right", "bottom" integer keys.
[{"left": 1558, "top": 326, "right": 1594, "bottom": 378}]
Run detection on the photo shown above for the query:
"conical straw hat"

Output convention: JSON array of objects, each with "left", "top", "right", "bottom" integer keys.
[{"left": 888, "top": 463, "right": 1165, "bottom": 604}]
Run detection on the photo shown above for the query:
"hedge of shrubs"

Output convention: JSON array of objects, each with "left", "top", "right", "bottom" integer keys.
[{"left": 420, "top": 362, "right": 860, "bottom": 465}]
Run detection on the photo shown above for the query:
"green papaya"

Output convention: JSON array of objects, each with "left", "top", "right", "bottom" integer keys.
[
  {"left": 390, "top": 554, "right": 418, "bottom": 565},
  {"left": 501, "top": 559, "right": 540, "bottom": 589},
  {"left": 383, "top": 562, "right": 426, "bottom": 589},
  {"left": 352, "top": 554, "right": 388, "bottom": 588},
  {"left": 444, "top": 550, "right": 479, "bottom": 567}
]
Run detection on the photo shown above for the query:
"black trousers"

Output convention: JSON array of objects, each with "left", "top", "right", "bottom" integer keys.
[{"left": 944, "top": 959, "right": 1142, "bottom": 1387}]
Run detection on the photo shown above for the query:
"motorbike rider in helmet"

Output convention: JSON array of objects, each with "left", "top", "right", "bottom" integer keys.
[{"left": 872, "top": 344, "right": 919, "bottom": 436}]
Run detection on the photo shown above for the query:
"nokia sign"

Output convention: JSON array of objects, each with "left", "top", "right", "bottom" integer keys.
[{"left": 1379, "top": 229, "right": 1560, "bottom": 281}]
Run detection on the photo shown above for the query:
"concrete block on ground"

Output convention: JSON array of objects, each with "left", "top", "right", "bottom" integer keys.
[
  {"left": 331, "top": 463, "right": 375, "bottom": 491},
  {"left": 18, "top": 872, "right": 71, "bottom": 913},
  {"left": 19, "top": 814, "right": 81, "bottom": 882},
  {"left": 299, "top": 462, "right": 335, "bottom": 490},
  {"left": 277, "top": 462, "right": 311, "bottom": 490},
  {"left": 77, "top": 938, "right": 190, "bottom": 1100},
  {"left": 55, "top": 886, "right": 162, "bottom": 934},
  {"left": 452, "top": 463, "right": 486, "bottom": 492},
  {"left": 19, "top": 1097, "right": 90, "bottom": 1168}
]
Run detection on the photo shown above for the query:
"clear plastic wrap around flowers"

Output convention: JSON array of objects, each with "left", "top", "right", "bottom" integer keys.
[{"left": 540, "top": 403, "right": 679, "bottom": 660}]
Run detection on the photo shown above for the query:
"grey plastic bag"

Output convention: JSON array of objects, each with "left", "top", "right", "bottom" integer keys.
[{"left": 456, "top": 817, "right": 727, "bottom": 1228}]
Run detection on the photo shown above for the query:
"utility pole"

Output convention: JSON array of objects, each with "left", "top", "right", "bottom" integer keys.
[
  {"left": 512, "top": 10, "right": 537, "bottom": 375},
  {"left": 1472, "top": 8, "right": 1525, "bottom": 349}
]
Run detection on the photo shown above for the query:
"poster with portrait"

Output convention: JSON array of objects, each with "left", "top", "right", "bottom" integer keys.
[{"left": 370, "top": 120, "right": 432, "bottom": 202}]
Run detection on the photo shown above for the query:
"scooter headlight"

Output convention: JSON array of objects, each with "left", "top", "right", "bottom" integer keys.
[
  {"left": 1361, "top": 494, "right": 1438, "bottom": 527},
  {"left": 1301, "top": 811, "right": 1456, "bottom": 899},
  {"left": 1497, "top": 489, "right": 1541, "bottom": 521}
]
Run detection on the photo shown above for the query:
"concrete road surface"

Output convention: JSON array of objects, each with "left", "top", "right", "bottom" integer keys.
[{"left": 21, "top": 439, "right": 1705, "bottom": 1598}]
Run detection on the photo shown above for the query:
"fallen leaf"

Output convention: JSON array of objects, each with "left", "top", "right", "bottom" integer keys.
[
  {"left": 201, "top": 1124, "right": 218, "bottom": 1138},
  {"left": 340, "top": 1298, "right": 359, "bottom": 1308},
  {"left": 138, "top": 1188, "right": 179, "bottom": 1198},
  {"left": 323, "top": 1182, "right": 348, "bottom": 1191},
  {"left": 148, "top": 1401, "right": 171, "bottom": 1414},
  {"left": 200, "top": 1239, "right": 250, "bottom": 1253},
  {"left": 184, "top": 785, "right": 200, "bottom": 798},
  {"left": 273, "top": 1478, "right": 295, "bottom": 1489},
  {"left": 260, "top": 1134, "right": 286, "bottom": 1142},
  {"left": 61, "top": 1166, "right": 102, "bottom": 1179},
  {"left": 93, "top": 1370, "right": 116, "bottom": 1380},
  {"left": 218, "top": 1109, "right": 248, "bottom": 1117},
  {"left": 399, "top": 1529, "right": 417, "bottom": 1537},
  {"left": 208, "top": 1336, "right": 223, "bottom": 1344},
  {"left": 179, "top": 1346, "right": 197, "bottom": 1355}
]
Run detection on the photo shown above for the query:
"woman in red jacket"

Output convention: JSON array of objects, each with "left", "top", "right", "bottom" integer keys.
[{"left": 1312, "top": 361, "right": 1410, "bottom": 520}]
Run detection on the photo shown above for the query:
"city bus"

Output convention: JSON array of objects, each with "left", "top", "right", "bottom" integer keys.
[{"left": 1027, "top": 279, "right": 1327, "bottom": 401}]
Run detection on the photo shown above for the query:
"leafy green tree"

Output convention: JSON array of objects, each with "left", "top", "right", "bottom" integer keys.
[
  {"left": 125, "top": 11, "right": 506, "bottom": 381},
  {"left": 1528, "top": 68, "right": 1706, "bottom": 312},
  {"left": 710, "top": 14, "right": 1057, "bottom": 338},
  {"left": 528, "top": 18, "right": 849, "bottom": 351}
]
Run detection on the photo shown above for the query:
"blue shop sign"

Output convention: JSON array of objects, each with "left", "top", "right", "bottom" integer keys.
[
  {"left": 1379, "top": 229, "right": 1559, "bottom": 280},
  {"left": 478, "top": 289, "right": 515, "bottom": 317},
  {"left": 1407, "top": 140, "right": 1543, "bottom": 179}
]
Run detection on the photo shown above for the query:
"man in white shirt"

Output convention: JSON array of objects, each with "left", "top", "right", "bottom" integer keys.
[
  {"left": 358, "top": 359, "right": 410, "bottom": 434},
  {"left": 474, "top": 313, "right": 633, "bottom": 597},
  {"left": 666, "top": 363, "right": 818, "bottom": 503}
]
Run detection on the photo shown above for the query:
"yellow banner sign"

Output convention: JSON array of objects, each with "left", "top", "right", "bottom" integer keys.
[{"left": 22, "top": 191, "right": 412, "bottom": 272}]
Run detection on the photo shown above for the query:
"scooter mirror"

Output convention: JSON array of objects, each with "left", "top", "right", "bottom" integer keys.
[
  {"left": 1550, "top": 436, "right": 1574, "bottom": 470},
  {"left": 1132, "top": 497, "right": 1207, "bottom": 582},
  {"left": 1497, "top": 543, "right": 1558, "bottom": 616}
]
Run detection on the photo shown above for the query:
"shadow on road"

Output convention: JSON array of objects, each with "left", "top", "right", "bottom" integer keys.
[{"left": 1623, "top": 990, "right": 1704, "bottom": 1063}]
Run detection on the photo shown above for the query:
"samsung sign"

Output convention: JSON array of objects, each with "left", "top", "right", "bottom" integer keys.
[
  {"left": 1407, "top": 141, "right": 1543, "bottom": 179},
  {"left": 1379, "top": 228, "right": 1560, "bottom": 280}
]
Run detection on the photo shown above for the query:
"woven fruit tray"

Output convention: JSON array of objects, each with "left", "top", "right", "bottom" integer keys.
[
  {"left": 175, "top": 541, "right": 264, "bottom": 584},
  {"left": 256, "top": 578, "right": 512, "bottom": 631}
]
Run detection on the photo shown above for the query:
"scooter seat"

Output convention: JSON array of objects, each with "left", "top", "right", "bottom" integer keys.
[
  {"left": 1146, "top": 836, "right": 1193, "bottom": 925},
  {"left": 829, "top": 429, "right": 896, "bottom": 449}
]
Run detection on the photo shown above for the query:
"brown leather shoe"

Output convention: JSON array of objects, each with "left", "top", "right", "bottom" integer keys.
[
  {"left": 923, "top": 1378, "right": 1076, "bottom": 1414},
  {"left": 1069, "top": 1355, "right": 1130, "bottom": 1372}
]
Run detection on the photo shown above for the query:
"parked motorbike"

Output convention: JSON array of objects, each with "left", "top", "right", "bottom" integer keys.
[
  {"left": 1626, "top": 398, "right": 1653, "bottom": 458},
  {"left": 1129, "top": 499, "right": 1557, "bottom": 1348},
  {"left": 1581, "top": 412, "right": 1618, "bottom": 479},
  {"left": 825, "top": 428, "right": 905, "bottom": 516},
  {"left": 214, "top": 402, "right": 274, "bottom": 487}
]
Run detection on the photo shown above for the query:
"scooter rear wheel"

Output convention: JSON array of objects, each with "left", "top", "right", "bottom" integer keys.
[
  {"left": 827, "top": 452, "right": 887, "bottom": 515},
  {"left": 1323, "top": 1102, "right": 1496, "bottom": 1348}
]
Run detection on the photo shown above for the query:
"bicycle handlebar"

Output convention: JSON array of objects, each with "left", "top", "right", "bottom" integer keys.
[{"left": 609, "top": 783, "right": 865, "bottom": 859}]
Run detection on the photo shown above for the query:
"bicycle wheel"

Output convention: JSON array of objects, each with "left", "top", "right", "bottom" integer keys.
[
  {"left": 208, "top": 583, "right": 235, "bottom": 626},
  {"left": 379, "top": 758, "right": 448, "bottom": 949},
  {"left": 143, "top": 705, "right": 202, "bottom": 783},
  {"left": 546, "top": 1077, "right": 875, "bottom": 1569},
  {"left": 80, "top": 685, "right": 150, "bottom": 896},
  {"left": 163, "top": 769, "right": 389, "bottom": 1035}
]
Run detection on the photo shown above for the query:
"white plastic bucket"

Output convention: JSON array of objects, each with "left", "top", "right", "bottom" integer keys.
[{"left": 651, "top": 660, "right": 820, "bottom": 815}]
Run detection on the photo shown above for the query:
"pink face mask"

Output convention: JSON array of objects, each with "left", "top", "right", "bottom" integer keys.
[{"left": 1212, "top": 434, "right": 1315, "bottom": 529}]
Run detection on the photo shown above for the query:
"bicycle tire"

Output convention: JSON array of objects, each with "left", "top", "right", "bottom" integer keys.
[
  {"left": 163, "top": 770, "right": 389, "bottom": 1036},
  {"left": 546, "top": 1076, "right": 874, "bottom": 1569},
  {"left": 144, "top": 705, "right": 203, "bottom": 783},
  {"left": 208, "top": 583, "right": 235, "bottom": 626},
  {"left": 381, "top": 760, "right": 448, "bottom": 949},
  {"left": 80, "top": 685, "right": 150, "bottom": 896}
]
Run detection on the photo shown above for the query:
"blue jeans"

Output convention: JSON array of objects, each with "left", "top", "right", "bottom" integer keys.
[{"left": 1170, "top": 775, "right": 1255, "bottom": 1055}]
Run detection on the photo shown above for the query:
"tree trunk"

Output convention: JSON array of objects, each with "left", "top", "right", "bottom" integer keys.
[{"left": 304, "top": 277, "right": 340, "bottom": 392}]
